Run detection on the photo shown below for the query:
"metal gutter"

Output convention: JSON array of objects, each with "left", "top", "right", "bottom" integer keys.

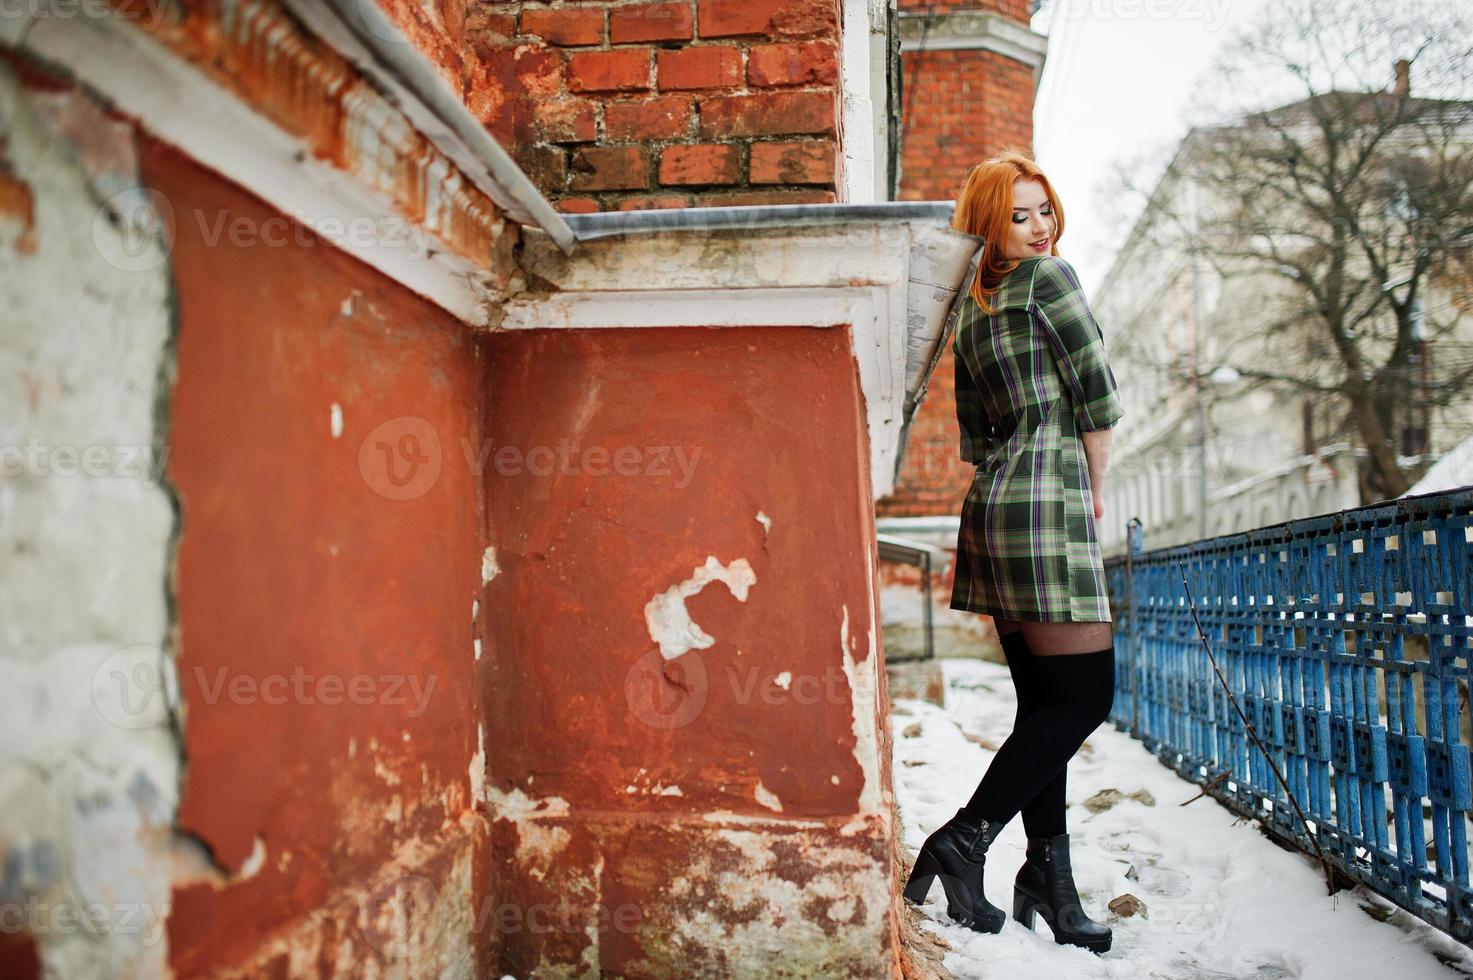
[
  {"left": 281, "top": 0, "right": 578, "bottom": 256},
  {"left": 561, "top": 200, "right": 959, "bottom": 241}
]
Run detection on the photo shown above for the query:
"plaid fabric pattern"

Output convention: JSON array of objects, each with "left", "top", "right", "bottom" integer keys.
[{"left": 950, "top": 255, "right": 1125, "bottom": 622}]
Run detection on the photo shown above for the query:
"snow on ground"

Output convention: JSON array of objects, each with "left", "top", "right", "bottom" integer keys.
[{"left": 892, "top": 657, "right": 1473, "bottom": 980}]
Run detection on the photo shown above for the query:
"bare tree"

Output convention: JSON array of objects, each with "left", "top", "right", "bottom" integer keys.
[{"left": 1112, "top": 0, "right": 1473, "bottom": 502}]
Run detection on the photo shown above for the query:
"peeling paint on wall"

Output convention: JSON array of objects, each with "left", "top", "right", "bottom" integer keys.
[
  {"left": 0, "top": 64, "right": 182, "bottom": 979},
  {"left": 644, "top": 556, "right": 758, "bottom": 661},
  {"left": 839, "top": 605, "right": 883, "bottom": 821}
]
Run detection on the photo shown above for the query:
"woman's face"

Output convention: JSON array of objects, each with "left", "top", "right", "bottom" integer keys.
[{"left": 1006, "top": 178, "right": 1057, "bottom": 260}]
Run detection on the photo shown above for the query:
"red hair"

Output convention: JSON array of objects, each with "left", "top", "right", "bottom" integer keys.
[{"left": 950, "top": 148, "right": 1065, "bottom": 314}]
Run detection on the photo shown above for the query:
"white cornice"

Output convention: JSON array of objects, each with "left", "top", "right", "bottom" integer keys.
[
  {"left": 505, "top": 219, "right": 983, "bottom": 502},
  {"left": 897, "top": 11, "right": 1048, "bottom": 71}
]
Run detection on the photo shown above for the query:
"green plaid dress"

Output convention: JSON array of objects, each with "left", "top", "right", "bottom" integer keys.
[{"left": 949, "top": 255, "right": 1125, "bottom": 622}]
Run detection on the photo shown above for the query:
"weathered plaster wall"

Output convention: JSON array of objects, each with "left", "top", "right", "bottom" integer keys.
[
  {"left": 0, "top": 60, "right": 180, "bottom": 979},
  {"left": 151, "top": 136, "right": 493, "bottom": 977},
  {"left": 480, "top": 324, "right": 901, "bottom": 976},
  {"left": 0, "top": 46, "right": 500, "bottom": 974}
]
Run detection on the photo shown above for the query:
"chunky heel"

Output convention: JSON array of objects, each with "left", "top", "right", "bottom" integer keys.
[
  {"left": 903, "top": 851, "right": 941, "bottom": 904},
  {"left": 1012, "top": 888, "right": 1039, "bottom": 929},
  {"left": 900, "top": 809, "right": 1007, "bottom": 934},
  {"left": 1012, "top": 834, "right": 1113, "bottom": 954}
]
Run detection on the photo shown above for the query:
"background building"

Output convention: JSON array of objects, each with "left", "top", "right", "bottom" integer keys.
[{"left": 1092, "top": 76, "right": 1473, "bottom": 555}]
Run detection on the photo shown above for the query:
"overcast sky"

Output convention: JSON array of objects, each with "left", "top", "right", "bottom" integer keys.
[{"left": 1030, "top": 0, "right": 1271, "bottom": 295}]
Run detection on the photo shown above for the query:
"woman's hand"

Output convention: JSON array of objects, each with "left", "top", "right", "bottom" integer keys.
[{"left": 1092, "top": 487, "right": 1105, "bottom": 521}]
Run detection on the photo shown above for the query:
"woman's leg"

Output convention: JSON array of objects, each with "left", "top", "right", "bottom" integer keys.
[
  {"left": 964, "top": 621, "right": 1114, "bottom": 826},
  {"left": 1021, "top": 620, "right": 1113, "bottom": 656},
  {"left": 995, "top": 624, "right": 1070, "bottom": 839}
]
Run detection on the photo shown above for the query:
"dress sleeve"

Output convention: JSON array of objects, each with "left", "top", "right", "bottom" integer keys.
[{"left": 1031, "top": 256, "right": 1124, "bottom": 432}]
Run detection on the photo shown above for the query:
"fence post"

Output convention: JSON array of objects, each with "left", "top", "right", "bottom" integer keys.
[{"left": 1125, "top": 517, "right": 1143, "bottom": 738}]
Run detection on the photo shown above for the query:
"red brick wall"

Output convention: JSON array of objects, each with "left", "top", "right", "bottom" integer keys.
[
  {"left": 880, "top": 11, "right": 1037, "bottom": 518},
  {"left": 466, "top": 0, "right": 843, "bottom": 211}
]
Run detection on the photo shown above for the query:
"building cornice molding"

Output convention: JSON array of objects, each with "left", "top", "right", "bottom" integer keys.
[
  {"left": 897, "top": 10, "right": 1048, "bottom": 70},
  {"left": 507, "top": 218, "right": 984, "bottom": 502}
]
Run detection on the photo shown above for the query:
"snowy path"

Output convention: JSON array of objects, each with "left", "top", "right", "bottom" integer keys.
[{"left": 892, "top": 658, "right": 1473, "bottom": 980}]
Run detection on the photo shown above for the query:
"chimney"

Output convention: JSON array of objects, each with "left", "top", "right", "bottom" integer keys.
[{"left": 1394, "top": 58, "right": 1410, "bottom": 98}]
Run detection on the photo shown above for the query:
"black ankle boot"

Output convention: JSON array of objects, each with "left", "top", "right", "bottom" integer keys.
[
  {"left": 902, "top": 808, "right": 1006, "bottom": 933},
  {"left": 1012, "top": 834, "right": 1112, "bottom": 953}
]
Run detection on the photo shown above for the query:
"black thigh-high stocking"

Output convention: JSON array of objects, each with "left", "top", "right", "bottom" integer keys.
[
  {"left": 999, "top": 631, "right": 1068, "bottom": 839},
  {"left": 965, "top": 639, "right": 1115, "bottom": 828}
]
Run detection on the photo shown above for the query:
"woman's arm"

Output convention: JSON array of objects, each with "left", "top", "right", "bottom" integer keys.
[
  {"left": 1032, "top": 256, "right": 1124, "bottom": 520},
  {"left": 1081, "top": 427, "right": 1113, "bottom": 519}
]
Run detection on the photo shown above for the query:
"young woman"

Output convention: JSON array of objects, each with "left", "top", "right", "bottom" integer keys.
[{"left": 902, "top": 149, "right": 1125, "bottom": 955}]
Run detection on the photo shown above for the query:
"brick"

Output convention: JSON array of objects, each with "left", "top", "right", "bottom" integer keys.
[
  {"left": 468, "top": 45, "right": 562, "bottom": 140},
  {"left": 464, "top": 11, "right": 516, "bottom": 37},
  {"left": 656, "top": 45, "right": 741, "bottom": 90},
  {"left": 533, "top": 98, "right": 599, "bottom": 143},
  {"left": 618, "top": 194, "right": 693, "bottom": 210},
  {"left": 701, "top": 188, "right": 835, "bottom": 206},
  {"left": 698, "top": 90, "right": 834, "bottom": 137},
  {"left": 567, "top": 48, "right": 653, "bottom": 92},
  {"left": 570, "top": 145, "right": 651, "bottom": 190},
  {"left": 605, "top": 96, "right": 693, "bottom": 140},
  {"left": 749, "top": 139, "right": 834, "bottom": 184},
  {"left": 520, "top": 6, "right": 606, "bottom": 45},
  {"left": 557, "top": 196, "right": 602, "bottom": 213},
  {"left": 610, "top": 2, "right": 694, "bottom": 43},
  {"left": 746, "top": 40, "right": 838, "bottom": 87},
  {"left": 513, "top": 144, "right": 569, "bottom": 193},
  {"left": 658, "top": 142, "right": 742, "bottom": 185},
  {"left": 696, "top": 0, "right": 836, "bottom": 39}
]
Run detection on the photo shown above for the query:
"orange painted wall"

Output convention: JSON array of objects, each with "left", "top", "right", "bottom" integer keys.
[
  {"left": 153, "top": 137, "right": 492, "bottom": 975},
  {"left": 480, "top": 325, "right": 896, "bottom": 973}
]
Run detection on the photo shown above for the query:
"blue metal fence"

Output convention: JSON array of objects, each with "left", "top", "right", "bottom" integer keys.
[{"left": 1105, "top": 487, "right": 1473, "bottom": 944}]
